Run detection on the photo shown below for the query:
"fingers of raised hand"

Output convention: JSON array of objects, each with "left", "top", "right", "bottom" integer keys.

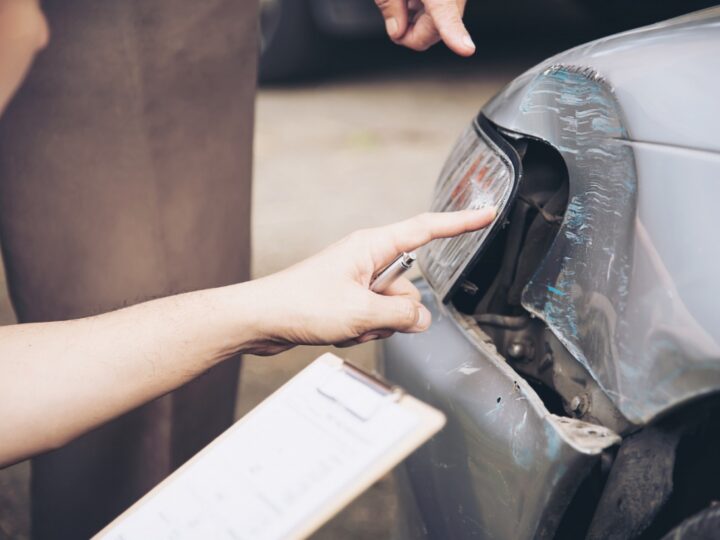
[
  {"left": 393, "top": 11, "right": 441, "bottom": 52},
  {"left": 378, "top": 0, "right": 474, "bottom": 56},
  {"left": 422, "top": 0, "right": 474, "bottom": 56},
  {"left": 375, "top": 0, "right": 409, "bottom": 40}
]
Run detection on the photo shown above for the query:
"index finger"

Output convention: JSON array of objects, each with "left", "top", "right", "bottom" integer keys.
[
  {"left": 369, "top": 209, "right": 496, "bottom": 268},
  {"left": 423, "top": 0, "right": 475, "bottom": 56}
]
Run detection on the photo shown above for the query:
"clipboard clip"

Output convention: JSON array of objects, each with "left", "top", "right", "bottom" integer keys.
[
  {"left": 342, "top": 362, "right": 404, "bottom": 399},
  {"left": 317, "top": 360, "right": 404, "bottom": 421}
]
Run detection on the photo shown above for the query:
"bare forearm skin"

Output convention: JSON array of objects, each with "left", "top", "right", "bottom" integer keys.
[
  {"left": 0, "top": 210, "right": 495, "bottom": 467},
  {"left": 0, "top": 282, "right": 263, "bottom": 467}
]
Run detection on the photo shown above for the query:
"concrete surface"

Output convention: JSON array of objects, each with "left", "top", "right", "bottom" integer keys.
[
  {"left": 246, "top": 58, "right": 516, "bottom": 539},
  {"left": 0, "top": 39, "right": 545, "bottom": 539}
]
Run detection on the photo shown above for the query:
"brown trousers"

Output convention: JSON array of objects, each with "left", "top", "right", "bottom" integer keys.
[{"left": 0, "top": 1, "right": 257, "bottom": 537}]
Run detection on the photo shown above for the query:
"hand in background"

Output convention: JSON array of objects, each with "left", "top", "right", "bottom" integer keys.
[
  {"left": 374, "top": 0, "right": 474, "bottom": 56},
  {"left": 249, "top": 209, "right": 495, "bottom": 354}
]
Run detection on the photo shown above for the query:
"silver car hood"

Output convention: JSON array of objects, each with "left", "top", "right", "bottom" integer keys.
[
  {"left": 483, "top": 7, "right": 720, "bottom": 424},
  {"left": 486, "top": 7, "right": 720, "bottom": 153}
]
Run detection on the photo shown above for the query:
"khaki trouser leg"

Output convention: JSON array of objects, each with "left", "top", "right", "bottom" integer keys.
[{"left": 0, "top": 1, "right": 258, "bottom": 537}]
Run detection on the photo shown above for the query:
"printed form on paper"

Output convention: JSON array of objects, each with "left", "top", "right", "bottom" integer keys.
[{"left": 96, "top": 353, "right": 445, "bottom": 540}]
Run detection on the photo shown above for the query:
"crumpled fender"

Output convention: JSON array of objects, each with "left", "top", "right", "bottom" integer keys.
[
  {"left": 382, "top": 282, "right": 619, "bottom": 539},
  {"left": 483, "top": 21, "right": 720, "bottom": 423}
]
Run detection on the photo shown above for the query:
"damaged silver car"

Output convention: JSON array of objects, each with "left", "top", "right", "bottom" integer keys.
[{"left": 382, "top": 7, "right": 720, "bottom": 539}]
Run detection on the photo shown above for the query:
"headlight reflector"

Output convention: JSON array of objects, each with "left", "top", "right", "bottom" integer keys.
[{"left": 420, "top": 117, "right": 519, "bottom": 302}]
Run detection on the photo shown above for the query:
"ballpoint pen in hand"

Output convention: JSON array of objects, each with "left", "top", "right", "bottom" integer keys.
[{"left": 370, "top": 252, "right": 417, "bottom": 293}]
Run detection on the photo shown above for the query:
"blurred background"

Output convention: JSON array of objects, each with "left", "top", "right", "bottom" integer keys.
[{"left": 0, "top": 1, "right": 713, "bottom": 538}]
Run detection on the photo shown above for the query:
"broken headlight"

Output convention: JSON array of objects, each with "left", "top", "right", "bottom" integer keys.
[{"left": 420, "top": 116, "right": 520, "bottom": 302}]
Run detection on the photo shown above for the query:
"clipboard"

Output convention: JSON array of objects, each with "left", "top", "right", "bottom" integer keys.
[{"left": 96, "top": 353, "right": 445, "bottom": 539}]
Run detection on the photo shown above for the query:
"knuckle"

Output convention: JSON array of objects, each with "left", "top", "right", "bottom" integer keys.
[
  {"left": 433, "top": 1, "right": 458, "bottom": 15},
  {"left": 428, "top": 5, "right": 462, "bottom": 28}
]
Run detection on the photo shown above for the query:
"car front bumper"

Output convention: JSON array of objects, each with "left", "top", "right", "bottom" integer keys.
[{"left": 381, "top": 279, "right": 620, "bottom": 539}]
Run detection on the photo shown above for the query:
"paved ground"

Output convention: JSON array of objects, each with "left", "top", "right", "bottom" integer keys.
[
  {"left": 0, "top": 35, "right": 562, "bottom": 539},
  {"left": 244, "top": 50, "right": 520, "bottom": 539}
]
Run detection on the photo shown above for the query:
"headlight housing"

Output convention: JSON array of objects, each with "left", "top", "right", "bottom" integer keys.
[{"left": 420, "top": 116, "right": 521, "bottom": 302}]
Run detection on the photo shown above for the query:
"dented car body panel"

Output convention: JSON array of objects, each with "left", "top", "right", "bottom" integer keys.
[
  {"left": 382, "top": 282, "right": 619, "bottom": 539},
  {"left": 382, "top": 7, "right": 720, "bottom": 539},
  {"left": 485, "top": 8, "right": 720, "bottom": 154},
  {"left": 482, "top": 8, "right": 720, "bottom": 424}
]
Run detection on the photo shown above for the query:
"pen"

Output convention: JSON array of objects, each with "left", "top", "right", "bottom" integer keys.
[{"left": 370, "top": 252, "right": 417, "bottom": 293}]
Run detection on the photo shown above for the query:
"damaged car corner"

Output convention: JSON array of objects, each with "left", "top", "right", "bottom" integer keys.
[{"left": 381, "top": 6, "right": 720, "bottom": 540}]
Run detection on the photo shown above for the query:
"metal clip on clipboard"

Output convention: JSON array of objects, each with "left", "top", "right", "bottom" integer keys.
[{"left": 317, "top": 359, "right": 404, "bottom": 421}]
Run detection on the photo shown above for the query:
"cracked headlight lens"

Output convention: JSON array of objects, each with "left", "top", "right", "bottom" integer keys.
[{"left": 420, "top": 117, "right": 519, "bottom": 302}]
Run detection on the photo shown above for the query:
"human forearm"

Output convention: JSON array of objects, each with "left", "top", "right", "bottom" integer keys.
[
  {"left": 0, "top": 282, "right": 263, "bottom": 466},
  {"left": 0, "top": 209, "right": 496, "bottom": 467}
]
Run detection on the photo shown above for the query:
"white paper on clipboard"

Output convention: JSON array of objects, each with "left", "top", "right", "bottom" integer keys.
[{"left": 96, "top": 353, "right": 445, "bottom": 540}]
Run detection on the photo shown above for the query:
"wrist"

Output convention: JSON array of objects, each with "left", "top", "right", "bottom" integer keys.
[{"left": 213, "top": 278, "right": 294, "bottom": 355}]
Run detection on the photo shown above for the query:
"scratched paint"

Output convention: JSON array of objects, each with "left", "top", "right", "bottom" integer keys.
[
  {"left": 384, "top": 281, "right": 619, "bottom": 540},
  {"left": 562, "top": 198, "right": 589, "bottom": 246},
  {"left": 485, "top": 56, "right": 720, "bottom": 424},
  {"left": 511, "top": 411, "right": 533, "bottom": 470},
  {"left": 484, "top": 399, "right": 504, "bottom": 419},
  {"left": 387, "top": 12, "right": 720, "bottom": 540},
  {"left": 459, "top": 366, "right": 481, "bottom": 375},
  {"left": 543, "top": 422, "right": 563, "bottom": 461},
  {"left": 510, "top": 66, "right": 642, "bottom": 417}
]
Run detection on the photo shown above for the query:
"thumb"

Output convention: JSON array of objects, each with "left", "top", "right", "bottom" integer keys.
[
  {"left": 361, "top": 293, "right": 432, "bottom": 334},
  {"left": 374, "top": 0, "right": 410, "bottom": 40},
  {"left": 424, "top": 0, "right": 475, "bottom": 56}
]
